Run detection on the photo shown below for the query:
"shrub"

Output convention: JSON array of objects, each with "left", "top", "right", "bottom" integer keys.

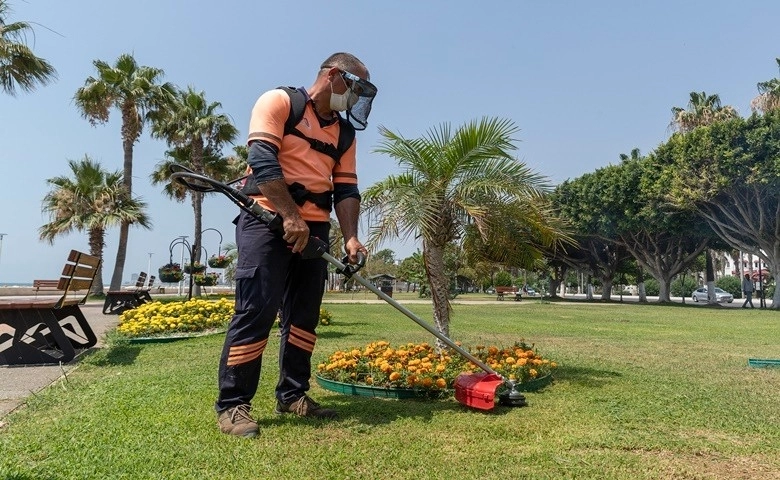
[
  {"left": 643, "top": 278, "right": 660, "bottom": 296},
  {"left": 671, "top": 276, "right": 698, "bottom": 297},
  {"left": 716, "top": 275, "right": 741, "bottom": 298}
]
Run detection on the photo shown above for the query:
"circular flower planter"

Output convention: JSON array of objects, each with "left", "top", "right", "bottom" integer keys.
[
  {"left": 183, "top": 264, "right": 206, "bottom": 274},
  {"left": 208, "top": 257, "right": 231, "bottom": 268},
  {"left": 315, "top": 375, "right": 430, "bottom": 399},
  {"left": 316, "top": 373, "right": 553, "bottom": 400},
  {"left": 158, "top": 272, "right": 183, "bottom": 283}
]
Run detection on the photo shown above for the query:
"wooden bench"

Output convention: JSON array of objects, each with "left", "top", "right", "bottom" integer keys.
[
  {"left": 496, "top": 286, "right": 522, "bottom": 301},
  {"left": 33, "top": 279, "right": 61, "bottom": 296},
  {"left": 0, "top": 250, "right": 101, "bottom": 365},
  {"left": 102, "top": 272, "right": 150, "bottom": 315}
]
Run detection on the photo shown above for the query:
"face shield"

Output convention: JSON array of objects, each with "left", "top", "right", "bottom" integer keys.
[{"left": 340, "top": 70, "right": 377, "bottom": 131}]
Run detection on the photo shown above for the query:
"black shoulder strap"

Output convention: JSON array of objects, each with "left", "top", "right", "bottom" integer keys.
[
  {"left": 277, "top": 86, "right": 307, "bottom": 136},
  {"left": 336, "top": 116, "right": 356, "bottom": 161},
  {"left": 278, "top": 86, "right": 355, "bottom": 162}
]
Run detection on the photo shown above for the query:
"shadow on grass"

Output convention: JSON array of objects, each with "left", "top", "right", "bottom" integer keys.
[
  {"left": 261, "top": 392, "right": 509, "bottom": 429},
  {"left": 547, "top": 296, "right": 732, "bottom": 309},
  {"left": 553, "top": 364, "right": 622, "bottom": 388},
  {"left": 79, "top": 343, "right": 142, "bottom": 367}
]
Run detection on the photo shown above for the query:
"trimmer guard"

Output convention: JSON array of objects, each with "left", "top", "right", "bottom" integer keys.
[{"left": 454, "top": 372, "right": 504, "bottom": 411}]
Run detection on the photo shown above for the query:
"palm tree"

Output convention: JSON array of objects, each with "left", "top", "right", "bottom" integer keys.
[
  {"left": 0, "top": 0, "right": 57, "bottom": 95},
  {"left": 363, "top": 117, "right": 569, "bottom": 347},
  {"left": 670, "top": 91, "right": 739, "bottom": 133},
  {"left": 751, "top": 58, "right": 780, "bottom": 114},
  {"left": 39, "top": 156, "right": 151, "bottom": 295},
  {"left": 670, "top": 93, "right": 738, "bottom": 304},
  {"left": 150, "top": 87, "right": 238, "bottom": 294},
  {"left": 74, "top": 53, "right": 176, "bottom": 291}
]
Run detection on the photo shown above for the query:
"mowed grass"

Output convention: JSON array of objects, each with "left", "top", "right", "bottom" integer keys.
[{"left": 1, "top": 302, "right": 779, "bottom": 479}]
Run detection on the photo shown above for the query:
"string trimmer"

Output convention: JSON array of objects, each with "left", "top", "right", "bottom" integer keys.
[{"left": 168, "top": 165, "right": 527, "bottom": 410}]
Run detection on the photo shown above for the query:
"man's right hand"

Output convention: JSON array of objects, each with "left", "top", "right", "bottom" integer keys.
[{"left": 282, "top": 216, "right": 310, "bottom": 253}]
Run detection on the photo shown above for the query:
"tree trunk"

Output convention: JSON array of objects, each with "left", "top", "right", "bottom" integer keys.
[
  {"left": 657, "top": 276, "right": 672, "bottom": 302},
  {"left": 600, "top": 279, "right": 613, "bottom": 300},
  {"left": 637, "top": 266, "right": 647, "bottom": 302},
  {"left": 422, "top": 239, "right": 451, "bottom": 352},
  {"left": 88, "top": 227, "right": 106, "bottom": 296},
  {"left": 109, "top": 136, "right": 135, "bottom": 290},
  {"left": 705, "top": 248, "right": 717, "bottom": 304}
]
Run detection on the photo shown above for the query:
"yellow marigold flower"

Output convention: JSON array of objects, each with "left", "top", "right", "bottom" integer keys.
[
  {"left": 505, "top": 357, "right": 516, "bottom": 364},
  {"left": 389, "top": 372, "right": 401, "bottom": 381},
  {"left": 435, "top": 378, "right": 447, "bottom": 389},
  {"left": 529, "top": 369, "right": 538, "bottom": 378}
]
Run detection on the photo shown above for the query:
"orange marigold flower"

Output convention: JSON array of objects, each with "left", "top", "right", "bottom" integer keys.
[{"left": 389, "top": 372, "right": 401, "bottom": 381}]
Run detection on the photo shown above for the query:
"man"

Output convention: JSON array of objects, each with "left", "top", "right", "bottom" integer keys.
[
  {"left": 741, "top": 273, "right": 754, "bottom": 309},
  {"left": 216, "top": 52, "right": 376, "bottom": 437}
]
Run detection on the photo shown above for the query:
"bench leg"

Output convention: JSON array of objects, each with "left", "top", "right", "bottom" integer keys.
[
  {"left": 52, "top": 304, "right": 97, "bottom": 349},
  {"left": 0, "top": 308, "right": 76, "bottom": 365},
  {"left": 103, "top": 293, "right": 139, "bottom": 315}
]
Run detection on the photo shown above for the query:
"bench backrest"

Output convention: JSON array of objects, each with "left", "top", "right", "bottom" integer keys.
[
  {"left": 134, "top": 272, "right": 147, "bottom": 289},
  {"left": 54, "top": 250, "right": 102, "bottom": 308},
  {"left": 496, "top": 286, "right": 518, "bottom": 293},
  {"left": 146, "top": 275, "right": 155, "bottom": 289}
]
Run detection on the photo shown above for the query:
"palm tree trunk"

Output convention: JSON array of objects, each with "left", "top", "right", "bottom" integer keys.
[
  {"left": 422, "top": 239, "right": 451, "bottom": 351},
  {"left": 88, "top": 227, "right": 106, "bottom": 296},
  {"left": 192, "top": 190, "right": 203, "bottom": 297},
  {"left": 109, "top": 130, "right": 135, "bottom": 290}
]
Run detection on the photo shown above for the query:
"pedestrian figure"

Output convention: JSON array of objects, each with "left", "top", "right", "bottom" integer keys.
[{"left": 741, "top": 273, "right": 755, "bottom": 308}]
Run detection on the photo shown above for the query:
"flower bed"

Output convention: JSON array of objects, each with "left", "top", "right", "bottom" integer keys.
[
  {"left": 316, "top": 340, "right": 557, "bottom": 396},
  {"left": 116, "top": 298, "right": 234, "bottom": 338}
]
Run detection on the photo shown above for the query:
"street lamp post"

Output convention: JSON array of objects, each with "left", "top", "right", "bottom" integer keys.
[
  {"left": 147, "top": 252, "right": 153, "bottom": 278},
  {"left": 0, "top": 233, "right": 6, "bottom": 282}
]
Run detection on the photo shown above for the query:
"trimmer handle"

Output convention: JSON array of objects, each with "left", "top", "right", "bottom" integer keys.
[{"left": 337, "top": 252, "right": 366, "bottom": 278}]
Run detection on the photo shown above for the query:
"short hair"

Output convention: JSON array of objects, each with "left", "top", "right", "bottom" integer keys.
[{"left": 320, "top": 52, "right": 368, "bottom": 79}]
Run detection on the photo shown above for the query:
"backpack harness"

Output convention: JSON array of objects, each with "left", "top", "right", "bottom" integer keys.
[{"left": 241, "top": 86, "right": 356, "bottom": 212}]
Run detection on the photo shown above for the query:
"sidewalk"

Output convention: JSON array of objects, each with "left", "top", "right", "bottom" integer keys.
[{"left": 0, "top": 302, "right": 119, "bottom": 419}]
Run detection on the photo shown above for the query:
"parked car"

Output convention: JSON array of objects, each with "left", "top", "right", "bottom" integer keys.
[
  {"left": 524, "top": 287, "right": 537, "bottom": 296},
  {"left": 691, "top": 286, "right": 734, "bottom": 303}
]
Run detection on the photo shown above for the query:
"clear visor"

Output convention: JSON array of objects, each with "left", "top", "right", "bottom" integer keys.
[{"left": 341, "top": 71, "right": 377, "bottom": 130}]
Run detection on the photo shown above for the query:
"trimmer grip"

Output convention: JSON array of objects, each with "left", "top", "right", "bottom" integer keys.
[{"left": 300, "top": 236, "right": 329, "bottom": 260}]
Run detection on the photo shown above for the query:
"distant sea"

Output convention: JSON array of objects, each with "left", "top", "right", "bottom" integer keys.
[{"left": 0, "top": 283, "right": 33, "bottom": 287}]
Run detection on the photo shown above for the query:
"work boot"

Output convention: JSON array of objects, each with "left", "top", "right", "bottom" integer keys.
[
  {"left": 217, "top": 404, "right": 259, "bottom": 438},
  {"left": 275, "top": 395, "right": 338, "bottom": 419}
]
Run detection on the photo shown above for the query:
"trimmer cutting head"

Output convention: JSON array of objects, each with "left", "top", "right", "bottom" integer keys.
[{"left": 453, "top": 373, "right": 527, "bottom": 410}]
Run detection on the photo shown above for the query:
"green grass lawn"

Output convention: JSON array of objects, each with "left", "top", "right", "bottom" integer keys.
[{"left": 2, "top": 302, "right": 779, "bottom": 479}]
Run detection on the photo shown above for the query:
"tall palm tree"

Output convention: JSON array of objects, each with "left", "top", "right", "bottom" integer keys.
[
  {"left": 39, "top": 156, "right": 151, "bottom": 295},
  {"left": 150, "top": 88, "right": 237, "bottom": 294},
  {"left": 74, "top": 53, "right": 176, "bottom": 291},
  {"left": 363, "top": 117, "right": 569, "bottom": 347},
  {"left": 670, "top": 93, "right": 738, "bottom": 304},
  {"left": 751, "top": 58, "right": 780, "bottom": 114},
  {"left": 0, "top": 0, "right": 57, "bottom": 95},
  {"left": 670, "top": 91, "right": 739, "bottom": 133}
]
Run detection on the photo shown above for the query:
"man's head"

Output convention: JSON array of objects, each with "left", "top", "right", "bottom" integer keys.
[
  {"left": 316, "top": 52, "right": 377, "bottom": 130},
  {"left": 745, "top": 273, "right": 751, "bottom": 279}
]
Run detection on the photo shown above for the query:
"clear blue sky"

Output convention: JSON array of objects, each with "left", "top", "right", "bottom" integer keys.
[{"left": 2, "top": 1, "right": 779, "bottom": 284}]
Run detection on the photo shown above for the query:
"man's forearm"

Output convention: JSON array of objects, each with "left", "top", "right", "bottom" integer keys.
[
  {"left": 258, "top": 179, "right": 303, "bottom": 220},
  {"left": 335, "top": 197, "right": 360, "bottom": 240}
]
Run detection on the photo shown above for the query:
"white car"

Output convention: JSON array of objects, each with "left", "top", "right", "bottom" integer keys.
[{"left": 691, "top": 287, "right": 734, "bottom": 303}]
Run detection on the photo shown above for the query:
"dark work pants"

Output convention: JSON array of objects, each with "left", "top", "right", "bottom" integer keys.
[{"left": 215, "top": 210, "right": 329, "bottom": 412}]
